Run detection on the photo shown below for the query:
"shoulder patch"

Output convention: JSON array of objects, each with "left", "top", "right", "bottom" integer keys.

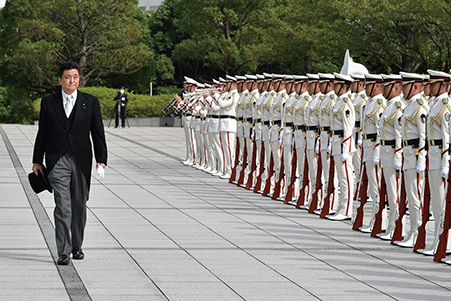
[
  {"left": 421, "top": 114, "right": 427, "bottom": 123},
  {"left": 443, "top": 98, "right": 449, "bottom": 104},
  {"left": 320, "top": 95, "right": 326, "bottom": 101},
  {"left": 305, "top": 95, "right": 309, "bottom": 101},
  {"left": 330, "top": 94, "right": 336, "bottom": 100},
  {"left": 377, "top": 98, "right": 383, "bottom": 105},
  {"left": 343, "top": 97, "right": 348, "bottom": 103},
  {"left": 395, "top": 101, "right": 401, "bottom": 108},
  {"left": 417, "top": 98, "right": 424, "bottom": 105}
]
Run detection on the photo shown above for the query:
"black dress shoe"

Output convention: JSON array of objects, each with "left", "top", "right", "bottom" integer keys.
[
  {"left": 57, "top": 254, "right": 70, "bottom": 265},
  {"left": 72, "top": 249, "right": 84, "bottom": 260}
]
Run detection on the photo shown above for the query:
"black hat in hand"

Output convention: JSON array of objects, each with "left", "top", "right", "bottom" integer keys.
[{"left": 28, "top": 166, "right": 53, "bottom": 194}]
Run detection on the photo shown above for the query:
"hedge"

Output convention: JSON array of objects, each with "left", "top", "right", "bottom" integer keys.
[{"left": 33, "top": 86, "right": 173, "bottom": 119}]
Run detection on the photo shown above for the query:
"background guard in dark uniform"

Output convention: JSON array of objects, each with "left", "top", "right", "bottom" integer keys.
[{"left": 114, "top": 86, "right": 129, "bottom": 128}]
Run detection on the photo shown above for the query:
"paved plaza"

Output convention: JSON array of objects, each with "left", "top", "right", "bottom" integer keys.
[{"left": 0, "top": 124, "right": 450, "bottom": 301}]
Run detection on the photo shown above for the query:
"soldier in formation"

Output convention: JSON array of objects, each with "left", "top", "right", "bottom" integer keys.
[{"left": 169, "top": 68, "right": 451, "bottom": 265}]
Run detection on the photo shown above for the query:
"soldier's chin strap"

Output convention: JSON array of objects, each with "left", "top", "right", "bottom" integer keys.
[
  {"left": 386, "top": 83, "right": 395, "bottom": 100},
  {"left": 405, "top": 83, "right": 415, "bottom": 101},
  {"left": 369, "top": 83, "right": 376, "bottom": 98},
  {"left": 435, "top": 81, "right": 444, "bottom": 98}
]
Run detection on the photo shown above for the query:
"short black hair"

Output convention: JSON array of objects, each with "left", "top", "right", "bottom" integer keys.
[{"left": 58, "top": 61, "right": 80, "bottom": 78}]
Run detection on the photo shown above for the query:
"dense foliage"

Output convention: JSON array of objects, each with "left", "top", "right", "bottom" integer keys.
[{"left": 2, "top": 0, "right": 451, "bottom": 123}]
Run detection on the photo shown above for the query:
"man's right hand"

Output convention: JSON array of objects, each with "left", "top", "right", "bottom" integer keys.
[{"left": 32, "top": 163, "right": 44, "bottom": 176}]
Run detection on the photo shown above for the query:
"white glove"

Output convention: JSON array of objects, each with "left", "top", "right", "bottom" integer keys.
[
  {"left": 373, "top": 157, "right": 380, "bottom": 165},
  {"left": 416, "top": 163, "right": 426, "bottom": 174},
  {"left": 341, "top": 152, "right": 350, "bottom": 161},
  {"left": 393, "top": 162, "right": 402, "bottom": 171},
  {"left": 441, "top": 166, "right": 449, "bottom": 179},
  {"left": 357, "top": 139, "right": 362, "bottom": 147},
  {"left": 315, "top": 143, "right": 319, "bottom": 154},
  {"left": 97, "top": 165, "right": 105, "bottom": 178},
  {"left": 327, "top": 144, "right": 331, "bottom": 154}
]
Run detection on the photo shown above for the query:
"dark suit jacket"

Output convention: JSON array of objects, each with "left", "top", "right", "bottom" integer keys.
[{"left": 33, "top": 90, "right": 107, "bottom": 188}]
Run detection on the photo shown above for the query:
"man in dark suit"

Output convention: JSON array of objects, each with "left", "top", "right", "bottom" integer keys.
[
  {"left": 32, "top": 61, "right": 107, "bottom": 265},
  {"left": 114, "top": 86, "right": 128, "bottom": 128}
]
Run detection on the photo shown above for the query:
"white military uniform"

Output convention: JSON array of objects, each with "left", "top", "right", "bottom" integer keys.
[
  {"left": 181, "top": 93, "right": 196, "bottom": 165},
  {"left": 293, "top": 90, "right": 310, "bottom": 203},
  {"left": 352, "top": 90, "right": 367, "bottom": 189},
  {"left": 303, "top": 89, "right": 322, "bottom": 208},
  {"left": 376, "top": 93, "right": 404, "bottom": 239},
  {"left": 261, "top": 89, "right": 277, "bottom": 184},
  {"left": 254, "top": 88, "right": 268, "bottom": 190},
  {"left": 234, "top": 87, "right": 249, "bottom": 181},
  {"left": 210, "top": 91, "right": 226, "bottom": 175},
  {"left": 244, "top": 87, "right": 260, "bottom": 181},
  {"left": 360, "top": 90, "right": 386, "bottom": 232},
  {"left": 420, "top": 90, "right": 450, "bottom": 254},
  {"left": 395, "top": 89, "right": 429, "bottom": 247},
  {"left": 270, "top": 87, "right": 288, "bottom": 181},
  {"left": 327, "top": 88, "right": 356, "bottom": 220},
  {"left": 319, "top": 89, "right": 338, "bottom": 211},
  {"left": 217, "top": 88, "right": 239, "bottom": 178},
  {"left": 282, "top": 89, "right": 299, "bottom": 199}
]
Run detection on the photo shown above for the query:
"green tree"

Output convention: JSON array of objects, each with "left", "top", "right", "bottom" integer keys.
[{"left": 1, "top": 0, "right": 150, "bottom": 92}]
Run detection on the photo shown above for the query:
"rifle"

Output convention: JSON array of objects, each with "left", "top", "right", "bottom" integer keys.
[
  {"left": 414, "top": 157, "right": 430, "bottom": 252},
  {"left": 391, "top": 169, "right": 406, "bottom": 244},
  {"left": 237, "top": 139, "right": 248, "bottom": 186},
  {"left": 272, "top": 150, "right": 284, "bottom": 200},
  {"left": 320, "top": 155, "right": 335, "bottom": 218},
  {"left": 262, "top": 151, "right": 274, "bottom": 196},
  {"left": 352, "top": 164, "right": 368, "bottom": 230},
  {"left": 245, "top": 136, "right": 257, "bottom": 190},
  {"left": 371, "top": 169, "right": 386, "bottom": 237},
  {"left": 307, "top": 140, "right": 322, "bottom": 210},
  {"left": 284, "top": 142, "right": 297, "bottom": 204},
  {"left": 434, "top": 167, "right": 451, "bottom": 261},
  {"left": 296, "top": 152, "right": 309, "bottom": 207},
  {"left": 353, "top": 146, "right": 365, "bottom": 201},
  {"left": 253, "top": 141, "right": 265, "bottom": 193},
  {"left": 229, "top": 136, "right": 240, "bottom": 183}
]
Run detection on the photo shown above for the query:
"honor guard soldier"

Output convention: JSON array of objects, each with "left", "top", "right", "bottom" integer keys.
[
  {"left": 191, "top": 82, "right": 205, "bottom": 169},
  {"left": 394, "top": 72, "right": 430, "bottom": 248},
  {"left": 179, "top": 77, "right": 198, "bottom": 166},
  {"left": 417, "top": 70, "right": 451, "bottom": 255},
  {"left": 261, "top": 73, "right": 276, "bottom": 188},
  {"left": 375, "top": 74, "right": 405, "bottom": 240},
  {"left": 202, "top": 79, "right": 221, "bottom": 173},
  {"left": 316, "top": 73, "right": 338, "bottom": 212},
  {"left": 209, "top": 77, "right": 228, "bottom": 176},
  {"left": 280, "top": 75, "right": 297, "bottom": 199},
  {"left": 243, "top": 74, "right": 260, "bottom": 184},
  {"left": 301, "top": 74, "right": 322, "bottom": 209},
  {"left": 350, "top": 73, "right": 367, "bottom": 193},
  {"left": 326, "top": 73, "right": 356, "bottom": 220},
  {"left": 292, "top": 76, "right": 310, "bottom": 203},
  {"left": 269, "top": 74, "right": 288, "bottom": 192},
  {"left": 232, "top": 75, "right": 249, "bottom": 183},
  {"left": 359, "top": 74, "right": 386, "bottom": 233},
  {"left": 217, "top": 75, "right": 239, "bottom": 179},
  {"left": 253, "top": 74, "right": 270, "bottom": 191}
]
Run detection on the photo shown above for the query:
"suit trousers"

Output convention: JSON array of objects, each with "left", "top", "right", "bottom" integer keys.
[{"left": 48, "top": 151, "right": 88, "bottom": 257}]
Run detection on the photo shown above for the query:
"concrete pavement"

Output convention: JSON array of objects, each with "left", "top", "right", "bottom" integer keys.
[{"left": 0, "top": 124, "right": 450, "bottom": 301}]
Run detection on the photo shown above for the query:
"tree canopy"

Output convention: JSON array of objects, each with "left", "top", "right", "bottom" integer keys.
[{"left": 2, "top": 0, "right": 451, "bottom": 123}]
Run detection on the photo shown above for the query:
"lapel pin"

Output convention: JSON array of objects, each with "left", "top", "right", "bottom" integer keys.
[{"left": 82, "top": 103, "right": 86, "bottom": 109}]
